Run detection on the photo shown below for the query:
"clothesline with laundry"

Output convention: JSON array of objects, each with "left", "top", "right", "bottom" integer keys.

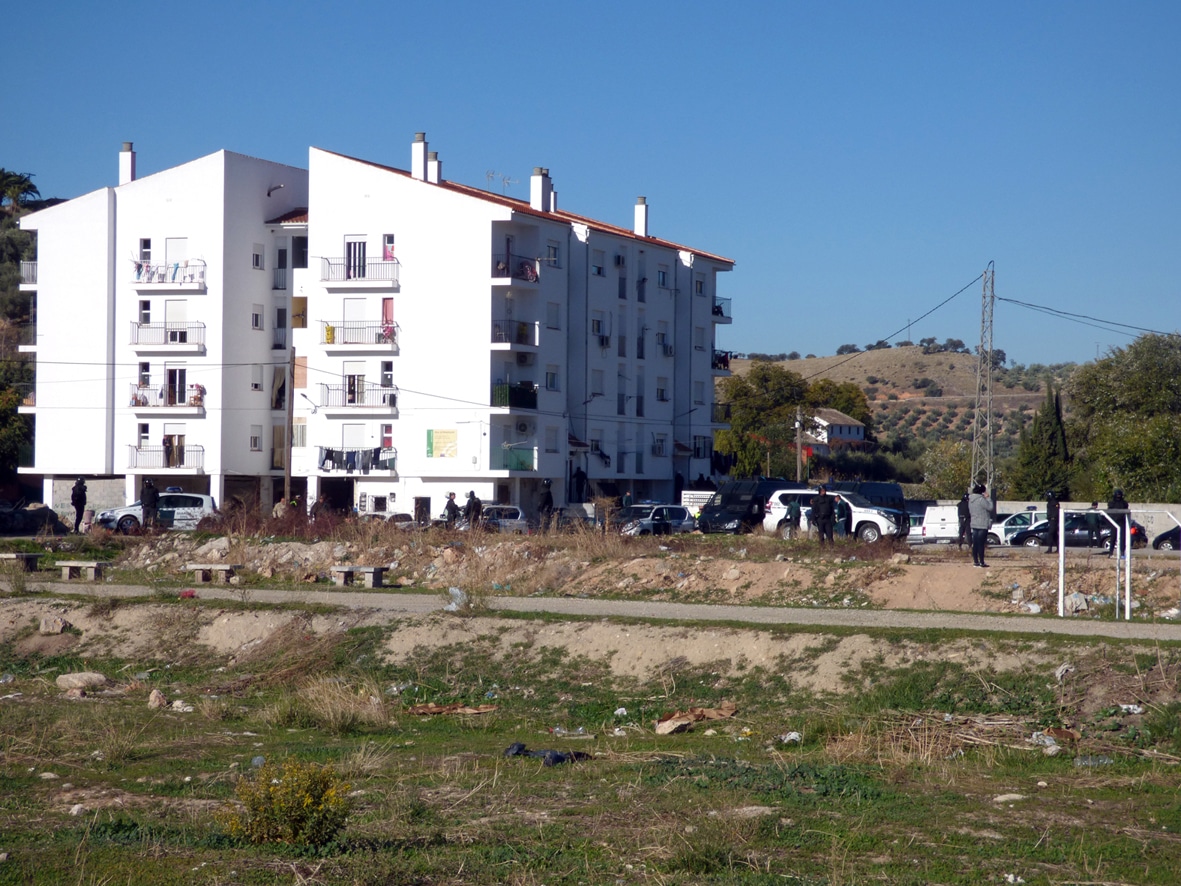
[{"left": 317, "top": 447, "right": 397, "bottom": 473}]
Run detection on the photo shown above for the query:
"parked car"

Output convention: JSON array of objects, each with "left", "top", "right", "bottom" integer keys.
[
  {"left": 362, "top": 511, "right": 416, "bottom": 528},
  {"left": 824, "top": 481, "right": 906, "bottom": 512},
  {"left": 764, "top": 488, "right": 907, "bottom": 543},
  {"left": 697, "top": 480, "right": 783, "bottom": 534},
  {"left": 615, "top": 503, "right": 696, "bottom": 536},
  {"left": 477, "top": 505, "right": 530, "bottom": 534},
  {"left": 1009, "top": 515, "right": 1147, "bottom": 550},
  {"left": 96, "top": 493, "right": 218, "bottom": 533},
  {"left": 987, "top": 509, "right": 1046, "bottom": 546},
  {"left": 915, "top": 505, "right": 962, "bottom": 544},
  {"left": 1152, "top": 526, "right": 1180, "bottom": 551}
]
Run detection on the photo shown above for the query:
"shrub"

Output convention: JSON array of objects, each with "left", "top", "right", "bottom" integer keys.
[{"left": 218, "top": 758, "right": 352, "bottom": 847}]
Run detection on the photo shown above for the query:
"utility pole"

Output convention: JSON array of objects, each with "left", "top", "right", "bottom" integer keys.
[
  {"left": 970, "top": 262, "right": 995, "bottom": 493},
  {"left": 795, "top": 405, "right": 803, "bottom": 483}
]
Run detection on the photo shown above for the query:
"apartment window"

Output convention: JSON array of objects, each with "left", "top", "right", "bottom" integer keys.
[
  {"left": 272, "top": 426, "right": 286, "bottom": 470},
  {"left": 292, "top": 236, "right": 309, "bottom": 269},
  {"left": 138, "top": 362, "right": 150, "bottom": 387},
  {"left": 545, "top": 365, "right": 560, "bottom": 391},
  {"left": 383, "top": 233, "right": 396, "bottom": 261},
  {"left": 250, "top": 425, "right": 263, "bottom": 451},
  {"left": 653, "top": 434, "right": 667, "bottom": 456},
  {"left": 590, "top": 432, "right": 602, "bottom": 453},
  {"left": 292, "top": 418, "right": 307, "bottom": 448},
  {"left": 693, "top": 435, "right": 713, "bottom": 459},
  {"left": 635, "top": 448, "right": 644, "bottom": 474},
  {"left": 658, "top": 266, "right": 669, "bottom": 289},
  {"left": 546, "top": 241, "right": 561, "bottom": 268},
  {"left": 138, "top": 423, "right": 150, "bottom": 447},
  {"left": 251, "top": 364, "right": 263, "bottom": 391},
  {"left": 591, "top": 250, "right": 605, "bottom": 277},
  {"left": 636, "top": 321, "right": 646, "bottom": 359},
  {"left": 381, "top": 360, "right": 393, "bottom": 388},
  {"left": 274, "top": 247, "right": 288, "bottom": 290},
  {"left": 616, "top": 449, "right": 625, "bottom": 474},
  {"left": 545, "top": 426, "right": 559, "bottom": 453},
  {"left": 591, "top": 369, "right": 604, "bottom": 396},
  {"left": 381, "top": 423, "right": 393, "bottom": 448},
  {"left": 138, "top": 300, "right": 151, "bottom": 324},
  {"left": 694, "top": 381, "right": 705, "bottom": 405},
  {"left": 694, "top": 326, "right": 705, "bottom": 350},
  {"left": 657, "top": 377, "right": 669, "bottom": 401},
  {"left": 618, "top": 275, "right": 627, "bottom": 300},
  {"left": 139, "top": 239, "right": 152, "bottom": 261},
  {"left": 546, "top": 301, "right": 561, "bottom": 329},
  {"left": 695, "top": 274, "right": 705, "bottom": 296},
  {"left": 252, "top": 244, "right": 264, "bottom": 270},
  {"left": 591, "top": 313, "right": 604, "bottom": 335},
  {"left": 636, "top": 275, "right": 646, "bottom": 302},
  {"left": 252, "top": 305, "right": 264, "bottom": 330},
  {"left": 617, "top": 334, "right": 627, "bottom": 358}
]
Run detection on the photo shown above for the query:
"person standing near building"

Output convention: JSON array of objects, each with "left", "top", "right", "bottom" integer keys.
[
  {"left": 1044, "top": 491, "right": 1060, "bottom": 554},
  {"left": 1085, "top": 502, "right": 1100, "bottom": 547},
  {"left": 956, "top": 493, "right": 970, "bottom": 551},
  {"left": 969, "top": 483, "right": 993, "bottom": 568},
  {"left": 464, "top": 490, "right": 483, "bottom": 527},
  {"left": 539, "top": 480, "right": 554, "bottom": 530},
  {"left": 443, "top": 492, "right": 461, "bottom": 527},
  {"left": 834, "top": 495, "right": 849, "bottom": 538},
  {"left": 140, "top": 478, "right": 159, "bottom": 531},
  {"left": 1106, "top": 489, "right": 1130, "bottom": 558},
  {"left": 786, "top": 497, "right": 801, "bottom": 540},
  {"left": 622, "top": 489, "right": 633, "bottom": 509},
  {"left": 811, "top": 485, "right": 836, "bottom": 547},
  {"left": 162, "top": 434, "right": 174, "bottom": 469},
  {"left": 70, "top": 478, "right": 87, "bottom": 534}
]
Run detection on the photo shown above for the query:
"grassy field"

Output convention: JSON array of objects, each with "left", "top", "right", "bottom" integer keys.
[{"left": 3, "top": 597, "right": 1181, "bottom": 885}]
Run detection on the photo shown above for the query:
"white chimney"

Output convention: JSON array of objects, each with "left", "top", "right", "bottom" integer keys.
[
  {"left": 634, "top": 196, "right": 649, "bottom": 237},
  {"left": 411, "top": 132, "right": 428, "bottom": 181},
  {"left": 427, "top": 151, "right": 441, "bottom": 184},
  {"left": 119, "top": 142, "right": 137, "bottom": 185},
  {"left": 530, "top": 167, "right": 552, "bottom": 212}
]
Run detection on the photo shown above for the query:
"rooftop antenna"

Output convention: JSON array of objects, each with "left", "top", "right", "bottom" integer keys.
[{"left": 484, "top": 169, "right": 517, "bottom": 194}]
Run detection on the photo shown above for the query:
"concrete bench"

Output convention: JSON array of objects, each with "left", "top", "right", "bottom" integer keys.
[
  {"left": 330, "top": 565, "right": 386, "bottom": 589},
  {"left": 57, "top": 560, "right": 110, "bottom": 581},
  {"left": 0, "top": 552, "right": 42, "bottom": 572},
  {"left": 184, "top": 563, "right": 244, "bottom": 584}
]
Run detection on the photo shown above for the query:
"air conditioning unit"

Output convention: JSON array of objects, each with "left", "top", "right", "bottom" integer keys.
[
  {"left": 598, "top": 335, "right": 611, "bottom": 348},
  {"left": 515, "top": 352, "right": 534, "bottom": 366},
  {"left": 662, "top": 344, "right": 675, "bottom": 357},
  {"left": 515, "top": 420, "right": 533, "bottom": 435},
  {"left": 614, "top": 254, "right": 626, "bottom": 267}
]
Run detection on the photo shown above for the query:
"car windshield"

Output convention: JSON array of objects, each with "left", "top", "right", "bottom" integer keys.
[
  {"left": 617, "top": 506, "right": 654, "bottom": 520},
  {"left": 839, "top": 493, "right": 873, "bottom": 508}
]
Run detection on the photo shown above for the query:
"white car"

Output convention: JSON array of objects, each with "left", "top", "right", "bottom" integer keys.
[
  {"left": 987, "top": 510, "right": 1046, "bottom": 546},
  {"left": 765, "top": 488, "right": 906, "bottom": 543},
  {"left": 96, "top": 492, "right": 218, "bottom": 533},
  {"left": 479, "top": 505, "right": 530, "bottom": 534}
]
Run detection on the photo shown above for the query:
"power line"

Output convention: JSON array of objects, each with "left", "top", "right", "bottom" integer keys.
[{"left": 996, "top": 297, "right": 1179, "bottom": 340}]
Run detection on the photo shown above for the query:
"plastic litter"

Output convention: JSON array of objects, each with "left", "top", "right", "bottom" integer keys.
[
  {"left": 1074, "top": 755, "right": 1113, "bottom": 767},
  {"left": 503, "top": 742, "right": 592, "bottom": 766},
  {"left": 250, "top": 756, "right": 266, "bottom": 768},
  {"left": 1119, "top": 704, "right": 1144, "bottom": 715},
  {"left": 0, "top": 674, "right": 13, "bottom": 684},
  {"left": 443, "top": 587, "right": 468, "bottom": 611},
  {"left": 613, "top": 707, "right": 627, "bottom": 717},
  {"left": 1021, "top": 602, "right": 1042, "bottom": 614},
  {"left": 1030, "top": 732, "right": 1058, "bottom": 747},
  {"left": 779, "top": 731, "right": 802, "bottom": 744},
  {"left": 1054, "top": 663, "right": 1075, "bottom": 683}
]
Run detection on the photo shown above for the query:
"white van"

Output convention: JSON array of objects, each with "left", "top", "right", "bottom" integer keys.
[
  {"left": 917, "top": 505, "right": 962, "bottom": 544},
  {"left": 987, "top": 509, "right": 1046, "bottom": 546}
]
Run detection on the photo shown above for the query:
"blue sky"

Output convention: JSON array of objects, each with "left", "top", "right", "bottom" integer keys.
[{"left": 9, "top": 0, "right": 1179, "bottom": 366}]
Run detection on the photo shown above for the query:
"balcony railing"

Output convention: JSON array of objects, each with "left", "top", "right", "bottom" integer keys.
[
  {"left": 129, "top": 322, "right": 206, "bottom": 346},
  {"left": 273, "top": 327, "right": 287, "bottom": 350},
  {"left": 273, "top": 267, "right": 287, "bottom": 290},
  {"left": 128, "top": 444, "right": 205, "bottom": 469},
  {"left": 19, "top": 261, "right": 36, "bottom": 285},
  {"left": 490, "top": 446, "right": 536, "bottom": 471},
  {"left": 321, "top": 320, "right": 399, "bottom": 347},
  {"left": 129, "top": 381, "right": 206, "bottom": 408},
  {"left": 492, "top": 253, "right": 539, "bottom": 282},
  {"left": 712, "top": 403, "right": 732, "bottom": 423},
  {"left": 711, "top": 296, "right": 732, "bottom": 321},
  {"left": 319, "top": 382, "right": 399, "bottom": 409},
  {"left": 491, "top": 382, "right": 537, "bottom": 410},
  {"left": 711, "top": 349, "right": 732, "bottom": 372},
  {"left": 14, "top": 382, "right": 35, "bottom": 407},
  {"left": 491, "top": 317, "right": 537, "bottom": 346},
  {"left": 132, "top": 260, "right": 206, "bottom": 285},
  {"left": 320, "top": 257, "right": 400, "bottom": 285}
]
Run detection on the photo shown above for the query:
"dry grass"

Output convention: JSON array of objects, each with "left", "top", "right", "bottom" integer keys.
[{"left": 297, "top": 675, "right": 392, "bottom": 734}]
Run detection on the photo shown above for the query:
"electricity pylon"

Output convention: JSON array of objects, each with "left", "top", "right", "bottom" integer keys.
[{"left": 970, "top": 262, "right": 995, "bottom": 491}]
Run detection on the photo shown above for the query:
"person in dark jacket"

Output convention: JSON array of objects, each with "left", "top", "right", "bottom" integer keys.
[
  {"left": 464, "top": 491, "right": 483, "bottom": 526},
  {"left": 443, "top": 492, "right": 461, "bottom": 527},
  {"left": 956, "top": 494, "right": 970, "bottom": 551},
  {"left": 834, "top": 496, "right": 850, "bottom": 538},
  {"left": 810, "top": 486, "right": 836, "bottom": 547},
  {"left": 1044, "top": 491, "right": 1060, "bottom": 554},
  {"left": 140, "top": 479, "right": 159, "bottom": 530},
  {"left": 71, "top": 478, "right": 87, "bottom": 534},
  {"left": 1106, "top": 489, "right": 1130, "bottom": 558},
  {"left": 1085, "top": 502, "right": 1100, "bottom": 547},
  {"left": 539, "top": 480, "right": 554, "bottom": 530}
]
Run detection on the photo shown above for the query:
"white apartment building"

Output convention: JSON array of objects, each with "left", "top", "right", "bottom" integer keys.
[
  {"left": 21, "top": 135, "right": 734, "bottom": 521},
  {"left": 20, "top": 144, "right": 309, "bottom": 513}
]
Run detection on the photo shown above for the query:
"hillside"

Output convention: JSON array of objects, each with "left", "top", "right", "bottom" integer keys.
[{"left": 730, "top": 345, "right": 1077, "bottom": 456}]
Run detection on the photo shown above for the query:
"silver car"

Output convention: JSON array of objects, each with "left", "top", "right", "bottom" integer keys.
[
  {"left": 96, "top": 492, "right": 218, "bottom": 533},
  {"left": 616, "top": 504, "right": 696, "bottom": 536}
]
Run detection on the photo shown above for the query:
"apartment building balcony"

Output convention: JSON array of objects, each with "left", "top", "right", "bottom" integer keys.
[
  {"left": 320, "top": 258, "right": 400, "bottom": 290},
  {"left": 711, "top": 349, "right": 732, "bottom": 375},
  {"left": 320, "top": 320, "right": 399, "bottom": 353},
  {"left": 14, "top": 324, "right": 36, "bottom": 354},
  {"left": 129, "top": 380, "right": 207, "bottom": 414},
  {"left": 19, "top": 261, "right": 36, "bottom": 290},
  {"left": 711, "top": 296, "right": 732, "bottom": 323},
  {"left": 490, "top": 445, "right": 537, "bottom": 472},
  {"left": 711, "top": 403, "right": 732, "bottom": 425},
  {"left": 15, "top": 382, "right": 35, "bottom": 414},
  {"left": 128, "top": 444, "right": 205, "bottom": 472},
  {"left": 129, "top": 322, "right": 206, "bottom": 355},
  {"left": 131, "top": 260, "right": 207, "bottom": 292},
  {"left": 490, "top": 317, "right": 538, "bottom": 348},
  {"left": 316, "top": 445, "right": 397, "bottom": 475},
  {"left": 318, "top": 382, "right": 399, "bottom": 416},
  {"left": 491, "top": 381, "right": 537, "bottom": 410},
  {"left": 491, "top": 253, "right": 540, "bottom": 287}
]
